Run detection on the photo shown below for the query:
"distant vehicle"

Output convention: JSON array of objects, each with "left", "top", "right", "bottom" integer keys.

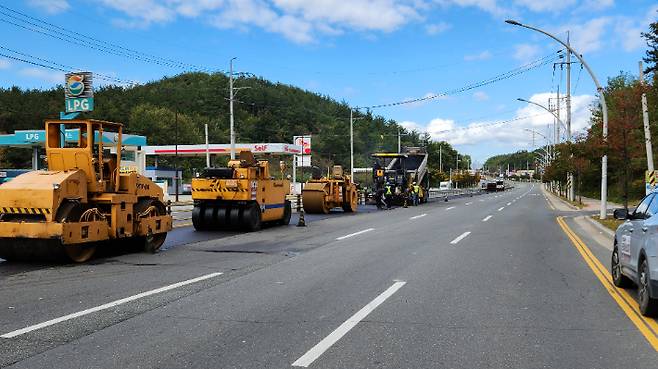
[
  {"left": 496, "top": 180, "right": 505, "bottom": 191},
  {"left": 484, "top": 181, "right": 497, "bottom": 192},
  {"left": 439, "top": 181, "right": 452, "bottom": 190},
  {"left": 612, "top": 194, "right": 658, "bottom": 316},
  {"left": 182, "top": 183, "right": 192, "bottom": 195}
]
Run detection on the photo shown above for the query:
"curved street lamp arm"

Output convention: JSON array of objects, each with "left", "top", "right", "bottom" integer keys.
[{"left": 518, "top": 98, "right": 567, "bottom": 131}]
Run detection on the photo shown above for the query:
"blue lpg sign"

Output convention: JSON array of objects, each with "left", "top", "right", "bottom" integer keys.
[{"left": 65, "top": 72, "right": 94, "bottom": 113}]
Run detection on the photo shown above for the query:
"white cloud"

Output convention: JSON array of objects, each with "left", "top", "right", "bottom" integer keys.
[
  {"left": 400, "top": 120, "right": 424, "bottom": 132},
  {"left": 27, "top": 0, "right": 70, "bottom": 14},
  {"left": 401, "top": 92, "right": 596, "bottom": 147},
  {"left": 512, "top": 43, "right": 540, "bottom": 62},
  {"left": 514, "top": 0, "right": 576, "bottom": 12},
  {"left": 473, "top": 91, "right": 489, "bottom": 101},
  {"left": 557, "top": 17, "right": 610, "bottom": 54},
  {"left": 0, "top": 59, "right": 10, "bottom": 70},
  {"left": 435, "top": 0, "right": 510, "bottom": 16},
  {"left": 97, "top": 0, "right": 424, "bottom": 43},
  {"left": 425, "top": 22, "right": 451, "bottom": 35},
  {"left": 99, "top": 0, "right": 175, "bottom": 25},
  {"left": 464, "top": 50, "right": 492, "bottom": 61},
  {"left": 19, "top": 68, "right": 63, "bottom": 84},
  {"left": 582, "top": 0, "right": 614, "bottom": 11}
]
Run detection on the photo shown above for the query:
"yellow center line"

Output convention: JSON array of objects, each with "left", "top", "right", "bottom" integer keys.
[{"left": 556, "top": 216, "right": 658, "bottom": 351}]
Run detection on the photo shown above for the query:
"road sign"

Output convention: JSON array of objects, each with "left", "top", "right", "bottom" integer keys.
[
  {"left": 646, "top": 170, "right": 657, "bottom": 194},
  {"left": 65, "top": 72, "right": 94, "bottom": 113}
]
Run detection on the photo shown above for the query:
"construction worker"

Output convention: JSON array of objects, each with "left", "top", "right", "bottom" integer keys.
[
  {"left": 384, "top": 182, "right": 393, "bottom": 209},
  {"left": 412, "top": 182, "right": 420, "bottom": 206}
]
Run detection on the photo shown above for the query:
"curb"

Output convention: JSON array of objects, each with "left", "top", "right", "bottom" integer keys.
[
  {"left": 542, "top": 187, "right": 579, "bottom": 210},
  {"left": 584, "top": 215, "right": 615, "bottom": 238}
]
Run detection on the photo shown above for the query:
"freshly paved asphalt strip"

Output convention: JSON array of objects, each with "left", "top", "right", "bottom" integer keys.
[{"left": 1, "top": 183, "right": 656, "bottom": 368}]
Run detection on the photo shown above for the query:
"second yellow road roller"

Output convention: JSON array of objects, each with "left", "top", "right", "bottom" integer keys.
[
  {"left": 191, "top": 151, "right": 291, "bottom": 231},
  {"left": 302, "top": 165, "right": 358, "bottom": 214}
]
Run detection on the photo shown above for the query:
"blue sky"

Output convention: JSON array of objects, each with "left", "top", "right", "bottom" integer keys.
[{"left": 0, "top": 0, "right": 657, "bottom": 166}]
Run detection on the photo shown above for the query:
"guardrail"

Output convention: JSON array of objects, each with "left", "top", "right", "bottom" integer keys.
[{"left": 428, "top": 188, "right": 482, "bottom": 199}]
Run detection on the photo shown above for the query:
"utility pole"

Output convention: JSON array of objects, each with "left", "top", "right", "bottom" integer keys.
[
  {"left": 350, "top": 109, "right": 354, "bottom": 179},
  {"left": 204, "top": 123, "right": 210, "bottom": 167},
  {"left": 175, "top": 110, "right": 179, "bottom": 202},
  {"left": 566, "top": 32, "right": 574, "bottom": 201},
  {"left": 439, "top": 144, "right": 443, "bottom": 172},
  {"left": 397, "top": 127, "right": 401, "bottom": 153},
  {"left": 229, "top": 57, "right": 236, "bottom": 160},
  {"left": 640, "top": 61, "right": 654, "bottom": 175}
]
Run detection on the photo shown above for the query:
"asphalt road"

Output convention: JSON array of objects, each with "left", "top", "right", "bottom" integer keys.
[{"left": 1, "top": 183, "right": 657, "bottom": 368}]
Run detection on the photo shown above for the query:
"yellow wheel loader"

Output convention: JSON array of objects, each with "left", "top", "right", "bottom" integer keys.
[
  {"left": 302, "top": 165, "right": 358, "bottom": 214},
  {"left": 0, "top": 120, "right": 172, "bottom": 263},
  {"left": 191, "top": 151, "right": 291, "bottom": 231}
]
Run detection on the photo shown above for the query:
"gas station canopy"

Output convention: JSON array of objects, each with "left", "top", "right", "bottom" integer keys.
[
  {"left": 143, "top": 143, "right": 303, "bottom": 156},
  {"left": 0, "top": 129, "right": 147, "bottom": 147}
]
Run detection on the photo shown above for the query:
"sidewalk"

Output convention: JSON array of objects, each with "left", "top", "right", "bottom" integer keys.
[
  {"left": 576, "top": 195, "right": 623, "bottom": 212},
  {"left": 541, "top": 184, "right": 623, "bottom": 212}
]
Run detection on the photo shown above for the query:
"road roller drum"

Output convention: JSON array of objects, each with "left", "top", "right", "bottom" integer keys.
[{"left": 302, "top": 165, "right": 358, "bottom": 214}]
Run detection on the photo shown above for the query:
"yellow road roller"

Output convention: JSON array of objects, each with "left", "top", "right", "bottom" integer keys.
[
  {"left": 191, "top": 151, "right": 291, "bottom": 231},
  {"left": 302, "top": 165, "right": 358, "bottom": 214},
  {"left": 0, "top": 119, "right": 172, "bottom": 262}
]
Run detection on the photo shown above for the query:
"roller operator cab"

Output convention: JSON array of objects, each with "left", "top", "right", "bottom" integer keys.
[
  {"left": 191, "top": 151, "right": 291, "bottom": 231},
  {"left": 0, "top": 120, "right": 172, "bottom": 263}
]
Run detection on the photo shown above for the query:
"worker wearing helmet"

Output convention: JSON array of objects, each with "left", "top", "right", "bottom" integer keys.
[
  {"left": 384, "top": 182, "right": 393, "bottom": 209},
  {"left": 412, "top": 182, "right": 420, "bottom": 206}
]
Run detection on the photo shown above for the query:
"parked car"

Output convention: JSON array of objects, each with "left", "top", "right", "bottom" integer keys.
[
  {"left": 612, "top": 192, "right": 658, "bottom": 316},
  {"left": 182, "top": 183, "right": 192, "bottom": 195}
]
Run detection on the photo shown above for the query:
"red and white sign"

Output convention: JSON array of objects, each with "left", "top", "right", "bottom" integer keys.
[
  {"left": 293, "top": 136, "right": 311, "bottom": 167},
  {"left": 294, "top": 136, "right": 311, "bottom": 155}
]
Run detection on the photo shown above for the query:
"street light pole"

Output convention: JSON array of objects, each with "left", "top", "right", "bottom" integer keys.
[
  {"left": 566, "top": 31, "right": 575, "bottom": 201},
  {"left": 506, "top": 19, "right": 609, "bottom": 219}
]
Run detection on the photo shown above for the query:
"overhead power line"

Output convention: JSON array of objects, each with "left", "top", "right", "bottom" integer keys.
[
  {"left": 358, "top": 51, "right": 562, "bottom": 109},
  {"left": 0, "top": 45, "right": 138, "bottom": 86},
  {"left": 0, "top": 4, "right": 220, "bottom": 73}
]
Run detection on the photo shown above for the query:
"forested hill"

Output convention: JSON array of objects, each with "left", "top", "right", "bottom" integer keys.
[
  {"left": 0, "top": 72, "right": 466, "bottom": 175},
  {"left": 484, "top": 150, "right": 542, "bottom": 172}
]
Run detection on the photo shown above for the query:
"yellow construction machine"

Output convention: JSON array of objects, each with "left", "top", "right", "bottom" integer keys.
[
  {"left": 302, "top": 165, "right": 358, "bottom": 214},
  {"left": 191, "top": 151, "right": 291, "bottom": 231},
  {"left": 0, "top": 119, "right": 172, "bottom": 263}
]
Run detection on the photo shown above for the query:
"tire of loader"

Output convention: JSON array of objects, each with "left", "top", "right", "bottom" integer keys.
[
  {"left": 342, "top": 187, "right": 358, "bottom": 213},
  {"left": 278, "top": 200, "right": 292, "bottom": 225},
  {"left": 243, "top": 203, "right": 262, "bottom": 232},
  {"left": 134, "top": 199, "right": 167, "bottom": 253}
]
